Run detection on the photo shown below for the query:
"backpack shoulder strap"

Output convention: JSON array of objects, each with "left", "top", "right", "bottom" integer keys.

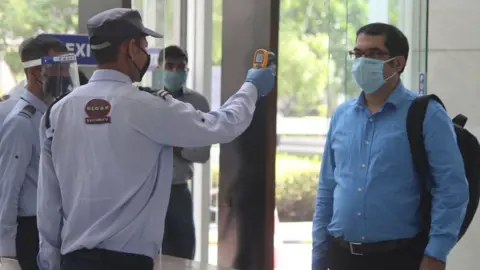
[
  {"left": 407, "top": 94, "right": 447, "bottom": 233},
  {"left": 406, "top": 94, "right": 445, "bottom": 181},
  {"left": 453, "top": 114, "right": 468, "bottom": 127}
]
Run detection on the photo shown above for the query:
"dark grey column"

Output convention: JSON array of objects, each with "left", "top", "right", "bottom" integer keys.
[{"left": 218, "top": 0, "right": 280, "bottom": 269}]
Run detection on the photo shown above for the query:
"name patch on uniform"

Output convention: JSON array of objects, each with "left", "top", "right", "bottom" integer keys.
[{"left": 84, "top": 99, "right": 111, "bottom": 124}]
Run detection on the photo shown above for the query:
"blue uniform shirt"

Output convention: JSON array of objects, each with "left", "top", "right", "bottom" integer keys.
[
  {"left": 312, "top": 82, "right": 469, "bottom": 269},
  {"left": 0, "top": 89, "right": 46, "bottom": 257},
  {"left": 37, "top": 69, "right": 259, "bottom": 270}
]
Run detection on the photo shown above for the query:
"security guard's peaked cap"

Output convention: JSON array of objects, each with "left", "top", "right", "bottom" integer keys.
[{"left": 87, "top": 8, "right": 162, "bottom": 50}]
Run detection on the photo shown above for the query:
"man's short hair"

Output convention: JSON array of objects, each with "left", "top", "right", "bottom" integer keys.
[
  {"left": 158, "top": 45, "right": 188, "bottom": 66},
  {"left": 91, "top": 36, "right": 144, "bottom": 65},
  {"left": 20, "top": 35, "right": 68, "bottom": 64},
  {"left": 356, "top": 23, "right": 409, "bottom": 73}
]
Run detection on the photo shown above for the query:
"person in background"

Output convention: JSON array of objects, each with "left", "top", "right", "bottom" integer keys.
[
  {"left": 0, "top": 35, "right": 78, "bottom": 270},
  {"left": 311, "top": 22, "right": 468, "bottom": 270},
  {"left": 0, "top": 39, "right": 31, "bottom": 125},
  {"left": 151, "top": 45, "right": 210, "bottom": 259},
  {"left": 0, "top": 82, "right": 26, "bottom": 125}
]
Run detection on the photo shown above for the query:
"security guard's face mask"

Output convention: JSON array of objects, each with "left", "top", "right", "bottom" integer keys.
[
  {"left": 128, "top": 41, "right": 151, "bottom": 82},
  {"left": 22, "top": 53, "right": 80, "bottom": 103}
]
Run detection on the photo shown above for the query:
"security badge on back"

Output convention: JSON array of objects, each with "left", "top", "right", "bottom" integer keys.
[{"left": 84, "top": 99, "right": 111, "bottom": 124}]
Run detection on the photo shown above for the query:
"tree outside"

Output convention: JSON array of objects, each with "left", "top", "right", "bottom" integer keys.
[
  {"left": 0, "top": 0, "right": 78, "bottom": 86},
  {"left": 212, "top": 0, "right": 370, "bottom": 117},
  {"left": 0, "top": 0, "right": 400, "bottom": 116}
]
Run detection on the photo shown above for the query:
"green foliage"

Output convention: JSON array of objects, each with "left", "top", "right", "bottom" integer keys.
[
  {"left": 0, "top": 0, "right": 78, "bottom": 79},
  {"left": 211, "top": 0, "right": 370, "bottom": 117},
  {"left": 276, "top": 168, "right": 319, "bottom": 221},
  {"left": 211, "top": 153, "right": 320, "bottom": 221},
  {"left": 277, "top": 31, "right": 329, "bottom": 116},
  {"left": 275, "top": 153, "right": 320, "bottom": 221},
  {"left": 212, "top": 0, "right": 223, "bottom": 66}
]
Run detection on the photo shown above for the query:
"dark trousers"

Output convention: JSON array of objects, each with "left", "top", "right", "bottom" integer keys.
[
  {"left": 162, "top": 183, "right": 196, "bottom": 259},
  {"left": 326, "top": 238, "right": 424, "bottom": 270},
  {"left": 16, "top": 216, "right": 39, "bottom": 270},
  {"left": 60, "top": 249, "right": 153, "bottom": 270}
]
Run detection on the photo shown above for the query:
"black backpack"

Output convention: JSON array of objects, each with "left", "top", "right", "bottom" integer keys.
[{"left": 407, "top": 94, "right": 480, "bottom": 242}]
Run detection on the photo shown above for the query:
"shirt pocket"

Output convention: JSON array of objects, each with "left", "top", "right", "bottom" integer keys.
[
  {"left": 371, "top": 128, "right": 412, "bottom": 172},
  {"left": 331, "top": 121, "right": 362, "bottom": 167}
]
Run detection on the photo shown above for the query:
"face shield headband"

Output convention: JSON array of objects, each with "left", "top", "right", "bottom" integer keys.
[{"left": 22, "top": 53, "right": 81, "bottom": 99}]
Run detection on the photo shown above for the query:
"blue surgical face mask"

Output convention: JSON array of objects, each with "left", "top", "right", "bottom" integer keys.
[
  {"left": 351, "top": 57, "right": 396, "bottom": 94},
  {"left": 152, "top": 69, "right": 164, "bottom": 90},
  {"left": 164, "top": 70, "right": 187, "bottom": 92}
]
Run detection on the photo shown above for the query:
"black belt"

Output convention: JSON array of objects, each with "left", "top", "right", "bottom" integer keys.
[
  {"left": 329, "top": 235, "right": 415, "bottom": 256},
  {"left": 63, "top": 248, "right": 153, "bottom": 268}
]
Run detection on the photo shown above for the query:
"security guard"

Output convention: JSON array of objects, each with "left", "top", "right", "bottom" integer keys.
[
  {"left": 36, "top": 7, "right": 276, "bottom": 270},
  {"left": 0, "top": 36, "right": 79, "bottom": 270}
]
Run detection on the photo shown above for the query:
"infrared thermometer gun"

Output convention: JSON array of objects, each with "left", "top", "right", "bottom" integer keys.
[{"left": 253, "top": 49, "right": 276, "bottom": 75}]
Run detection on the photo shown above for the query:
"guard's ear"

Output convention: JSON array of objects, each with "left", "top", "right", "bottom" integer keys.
[{"left": 126, "top": 38, "right": 140, "bottom": 58}]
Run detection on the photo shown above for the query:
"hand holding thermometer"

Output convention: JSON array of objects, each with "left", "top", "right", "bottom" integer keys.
[
  {"left": 253, "top": 49, "right": 276, "bottom": 75},
  {"left": 245, "top": 49, "right": 277, "bottom": 97}
]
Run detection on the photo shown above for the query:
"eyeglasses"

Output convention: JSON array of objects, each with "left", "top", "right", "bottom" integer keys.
[
  {"left": 348, "top": 49, "right": 390, "bottom": 60},
  {"left": 164, "top": 62, "right": 188, "bottom": 72}
]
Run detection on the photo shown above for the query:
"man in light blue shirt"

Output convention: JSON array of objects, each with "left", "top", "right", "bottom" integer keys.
[
  {"left": 0, "top": 35, "right": 76, "bottom": 270},
  {"left": 312, "top": 23, "right": 468, "bottom": 270},
  {"left": 36, "top": 8, "right": 275, "bottom": 270}
]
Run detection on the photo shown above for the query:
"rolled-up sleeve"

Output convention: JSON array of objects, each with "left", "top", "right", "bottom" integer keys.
[
  {"left": 423, "top": 102, "right": 469, "bottom": 262},
  {"left": 37, "top": 135, "right": 62, "bottom": 270},
  {"left": 0, "top": 117, "right": 33, "bottom": 257},
  {"left": 312, "top": 119, "right": 336, "bottom": 270}
]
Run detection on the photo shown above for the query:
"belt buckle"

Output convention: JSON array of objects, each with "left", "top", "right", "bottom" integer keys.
[{"left": 349, "top": 242, "right": 363, "bottom": 256}]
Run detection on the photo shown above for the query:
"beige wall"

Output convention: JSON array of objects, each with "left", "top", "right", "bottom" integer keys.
[
  {"left": 428, "top": 0, "right": 480, "bottom": 136},
  {"left": 428, "top": 0, "right": 480, "bottom": 268}
]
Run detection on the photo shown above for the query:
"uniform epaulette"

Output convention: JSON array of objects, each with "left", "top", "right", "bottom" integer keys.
[
  {"left": 156, "top": 89, "right": 171, "bottom": 100},
  {"left": 18, "top": 104, "right": 36, "bottom": 119}
]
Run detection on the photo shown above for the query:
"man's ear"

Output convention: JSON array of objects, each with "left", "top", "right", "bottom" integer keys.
[
  {"left": 126, "top": 39, "right": 139, "bottom": 57},
  {"left": 396, "top": 56, "right": 406, "bottom": 73}
]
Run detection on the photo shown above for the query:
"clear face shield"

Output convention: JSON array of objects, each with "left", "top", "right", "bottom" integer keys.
[{"left": 22, "top": 53, "right": 80, "bottom": 100}]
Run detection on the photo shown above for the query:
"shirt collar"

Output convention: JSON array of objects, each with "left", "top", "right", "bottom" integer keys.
[
  {"left": 89, "top": 69, "right": 133, "bottom": 84},
  {"left": 21, "top": 89, "right": 47, "bottom": 113},
  {"left": 355, "top": 81, "right": 408, "bottom": 109}
]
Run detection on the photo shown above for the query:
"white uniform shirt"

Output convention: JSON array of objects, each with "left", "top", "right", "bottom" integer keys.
[{"left": 37, "top": 69, "right": 258, "bottom": 270}]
